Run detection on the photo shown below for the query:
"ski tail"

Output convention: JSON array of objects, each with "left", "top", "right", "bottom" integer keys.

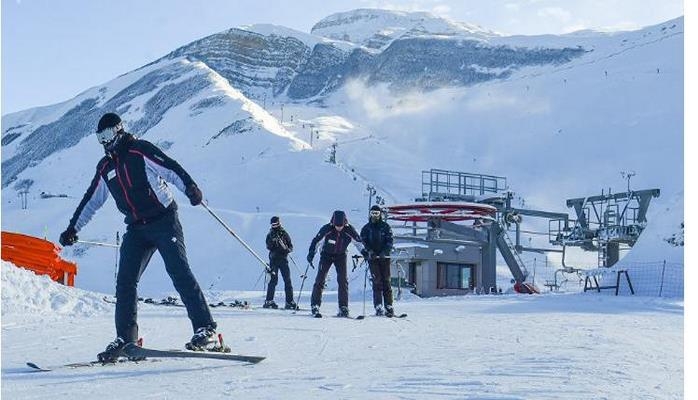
[{"left": 122, "top": 343, "right": 265, "bottom": 364}]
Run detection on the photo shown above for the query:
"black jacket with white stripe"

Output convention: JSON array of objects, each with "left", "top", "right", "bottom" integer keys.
[{"left": 68, "top": 133, "right": 196, "bottom": 231}]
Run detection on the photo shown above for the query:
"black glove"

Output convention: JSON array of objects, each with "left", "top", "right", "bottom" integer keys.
[
  {"left": 59, "top": 227, "right": 78, "bottom": 247},
  {"left": 307, "top": 252, "right": 315, "bottom": 266},
  {"left": 185, "top": 183, "right": 203, "bottom": 206},
  {"left": 361, "top": 249, "right": 369, "bottom": 259}
]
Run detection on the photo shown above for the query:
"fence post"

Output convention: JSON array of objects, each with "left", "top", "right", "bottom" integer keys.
[{"left": 659, "top": 260, "right": 666, "bottom": 297}]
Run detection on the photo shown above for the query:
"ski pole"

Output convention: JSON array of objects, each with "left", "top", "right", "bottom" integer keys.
[
  {"left": 294, "top": 261, "right": 313, "bottom": 312},
  {"left": 253, "top": 268, "right": 266, "bottom": 290},
  {"left": 288, "top": 254, "right": 303, "bottom": 276},
  {"left": 356, "top": 261, "right": 368, "bottom": 320},
  {"left": 396, "top": 260, "right": 403, "bottom": 301},
  {"left": 75, "top": 238, "right": 120, "bottom": 295},
  {"left": 76, "top": 239, "right": 119, "bottom": 248},
  {"left": 351, "top": 254, "right": 362, "bottom": 272},
  {"left": 200, "top": 202, "right": 272, "bottom": 274}
]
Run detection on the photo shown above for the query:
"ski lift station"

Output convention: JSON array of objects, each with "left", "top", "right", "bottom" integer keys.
[{"left": 386, "top": 169, "right": 660, "bottom": 297}]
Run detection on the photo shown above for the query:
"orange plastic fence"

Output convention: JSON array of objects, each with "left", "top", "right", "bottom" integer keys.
[{"left": 1, "top": 231, "right": 78, "bottom": 286}]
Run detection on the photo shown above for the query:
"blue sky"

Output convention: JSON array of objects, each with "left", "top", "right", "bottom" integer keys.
[{"left": 0, "top": 0, "right": 684, "bottom": 115}]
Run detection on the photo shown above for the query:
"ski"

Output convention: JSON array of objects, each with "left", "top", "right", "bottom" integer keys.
[
  {"left": 355, "top": 313, "right": 408, "bottom": 320},
  {"left": 26, "top": 358, "right": 160, "bottom": 372},
  {"left": 122, "top": 343, "right": 265, "bottom": 364},
  {"left": 104, "top": 296, "right": 251, "bottom": 310},
  {"left": 253, "top": 306, "right": 310, "bottom": 312},
  {"left": 208, "top": 300, "right": 250, "bottom": 309},
  {"left": 102, "top": 296, "right": 185, "bottom": 308}
]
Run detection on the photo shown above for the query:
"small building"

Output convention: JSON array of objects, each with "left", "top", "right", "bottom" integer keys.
[{"left": 387, "top": 202, "right": 500, "bottom": 297}]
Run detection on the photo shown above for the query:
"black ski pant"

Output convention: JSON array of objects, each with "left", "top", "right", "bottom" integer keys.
[
  {"left": 266, "top": 257, "right": 294, "bottom": 304},
  {"left": 115, "top": 210, "right": 214, "bottom": 342},
  {"left": 310, "top": 252, "right": 349, "bottom": 309},
  {"left": 369, "top": 257, "right": 393, "bottom": 308}
]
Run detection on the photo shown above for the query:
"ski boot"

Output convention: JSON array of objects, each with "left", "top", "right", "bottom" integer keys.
[
  {"left": 97, "top": 337, "right": 127, "bottom": 363},
  {"left": 284, "top": 301, "right": 298, "bottom": 310},
  {"left": 311, "top": 304, "right": 322, "bottom": 318},
  {"left": 337, "top": 306, "right": 350, "bottom": 318},
  {"left": 263, "top": 300, "right": 279, "bottom": 309},
  {"left": 375, "top": 305, "right": 385, "bottom": 316},
  {"left": 385, "top": 305, "right": 395, "bottom": 318},
  {"left": 186, "top": 323, "right": 218, "bottom": 351}
]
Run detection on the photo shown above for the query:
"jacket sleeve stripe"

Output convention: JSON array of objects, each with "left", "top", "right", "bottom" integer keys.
[
  {"left": 69, "top": 166, "right": 109, "bottom": 232},
  {"left": 129, "top": 148, "right": 193, "bottom": 193},
  {"left": 141, "top": 156, "right": 187, "bottom": 194}
]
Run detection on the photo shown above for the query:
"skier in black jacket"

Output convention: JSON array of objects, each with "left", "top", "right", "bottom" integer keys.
[
  {"left": 58, "top": 113, "right": 217, "bottom": 362},
  {"left": 360, "top": 205, "right": 396, "bottom": 317},
  {"left": 307, "top": 210, "right": 363, "bottom": 317},
  {"left": 264, "top": 216, "right": 297, "bottom": 310}
]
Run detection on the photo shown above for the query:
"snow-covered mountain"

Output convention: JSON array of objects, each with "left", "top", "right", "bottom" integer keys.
[
  {"left": 155, "top": 9, "right": 585, "bottom": 105},
  {"left": 310, "top": 8, "right": 497, "bottom": 48},
  {"left": 1, "top": 10, "right": 683, "bottom": 296}
]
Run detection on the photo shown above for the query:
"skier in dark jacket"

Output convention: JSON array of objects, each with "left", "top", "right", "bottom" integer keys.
[
  {"left": 264, "top": 216, "right": 297, "bottom": 310},
  {"left": 306, "top": 210, "right": 363, "bottom": 317},
  {"left": 58, "top": 112, "right": 217, "bottom": 362},
  {"left": 360, "top": 205, "right": 396, "bottom": 317}
]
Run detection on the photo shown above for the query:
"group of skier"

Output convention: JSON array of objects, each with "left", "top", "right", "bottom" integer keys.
[
  {"left": 58, "top": 112, "right": 398, "bottom": 363},
  {"left": 265, "top": 206, "right": 396, "bottom": 319}
]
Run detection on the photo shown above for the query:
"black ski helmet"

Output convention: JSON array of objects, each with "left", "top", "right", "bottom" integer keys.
[
  {"left": 96, "top": 112, "right": 121, "bottom": 133},
  {"left": 370, "top": 205, "right": 381, "bottom": 212},
  {"left": 270, "top": 216, "right": 280, "bottom": 226},
  {"left": 331, "top": 210, "right": 347, "bottom": 227}
]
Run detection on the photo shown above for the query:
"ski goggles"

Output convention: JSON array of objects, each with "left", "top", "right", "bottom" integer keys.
[
  {"left": 370, "top": 210, "right": 381, "bottom": 217},
  {"left": 271, "top": 222, "right": 280, "bottom": 228},
  {"left": 96, "top": 122, "right": 123, "bottom": 145}
]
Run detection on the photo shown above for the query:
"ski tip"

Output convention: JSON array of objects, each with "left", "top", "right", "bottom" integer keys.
[
  {"left": 355, "top": 315, "right": 365, "bottom": 320},
  {"left": 26, "top": 362, "right": 49, "bottom": 371}
]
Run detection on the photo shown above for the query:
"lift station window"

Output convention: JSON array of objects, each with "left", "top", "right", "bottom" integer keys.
[{"left": 437, "top": 262, "right": 474, "bottom": 289}]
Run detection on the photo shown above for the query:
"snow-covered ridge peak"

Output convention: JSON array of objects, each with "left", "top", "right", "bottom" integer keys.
[
  {"left": 311, "top": 8, "right": 496, "bottom": 49},
  {"left": 237, "top": 23, "right": 327, "bottom": 48}
]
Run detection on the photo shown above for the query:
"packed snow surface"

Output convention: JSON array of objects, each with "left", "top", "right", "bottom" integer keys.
[{"left": 0, "top": 261, "right": 684, "bottom": 399}]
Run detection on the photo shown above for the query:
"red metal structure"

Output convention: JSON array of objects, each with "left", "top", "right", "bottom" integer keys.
[{"left": 385, "top": 202, "right": 497, "bottom": 222}]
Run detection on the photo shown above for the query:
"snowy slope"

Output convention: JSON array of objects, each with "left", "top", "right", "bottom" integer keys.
[
  {"left": 1, "top": 13, "right": 683, "bottom": 299},
  {"left": 0, "top": 260, "right": 684, "bottom": 399}
]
